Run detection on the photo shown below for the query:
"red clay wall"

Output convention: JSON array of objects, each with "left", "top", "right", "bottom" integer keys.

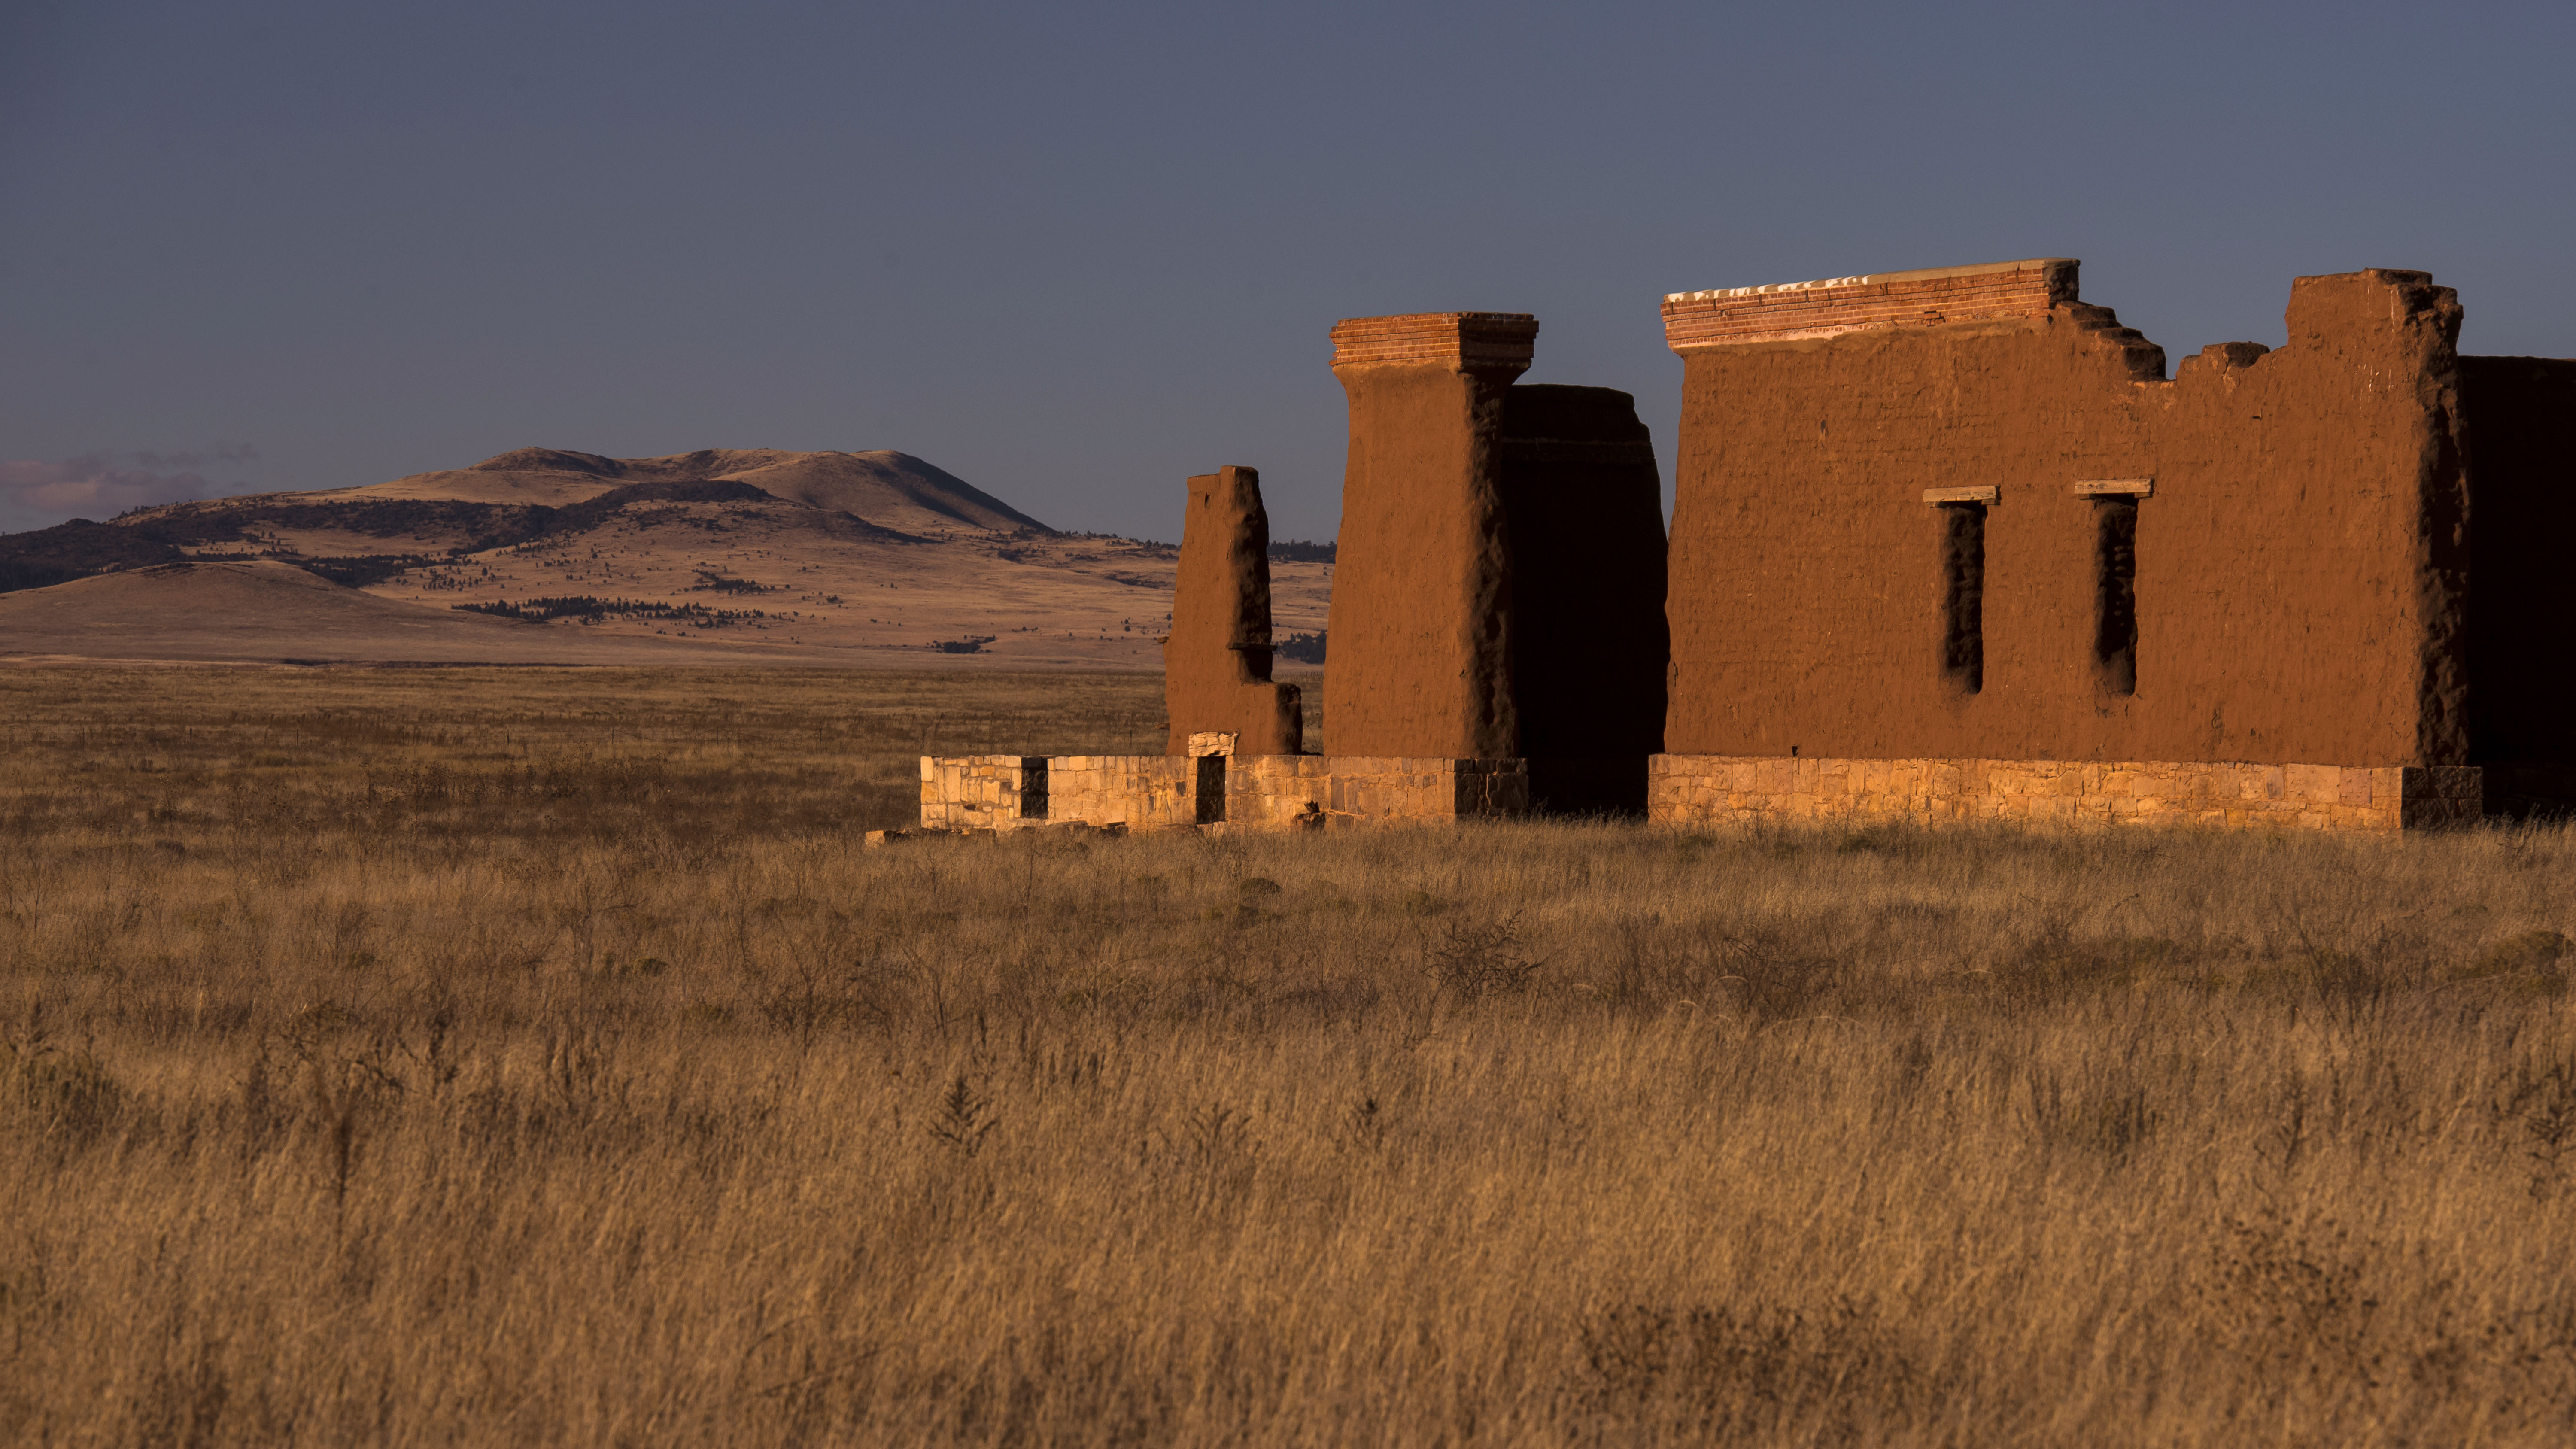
[
  {"left": 1162, "top": 465, "right": 1302, "bottom": 756},
  {"left": 1496, "top": 384, "right": 1669, "bottom": 811},
  {"left": 1324, "top": 313, "right": 1535, "bottom": 759},
  {"left": 1662, "top": 261, "right": 2470, "bottom": 768}
]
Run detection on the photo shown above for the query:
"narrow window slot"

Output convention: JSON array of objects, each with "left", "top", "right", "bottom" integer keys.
[
  {"left": 2093, "top": 498, "right": 2138, "bottom": 695},
  {"left": 1194, "top": 753, "right": 1227, "bottom": 825},
  {"left": 1939, "top": 503, "right": 1985, "bottom": 694}
]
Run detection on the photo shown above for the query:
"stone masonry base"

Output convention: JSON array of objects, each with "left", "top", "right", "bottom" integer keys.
[
  {"left": 1648, "top": 755, "right": 2485, "bottom": 832},
  {"left": 920, "top": 755, "right": 1528, "bottom": 832}
]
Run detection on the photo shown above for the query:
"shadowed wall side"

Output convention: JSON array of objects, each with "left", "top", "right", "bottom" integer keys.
[
  {"left": 1496, "top": 384, "right": 1669, "bottom": 813},
  {"left": 2461, "top": 356, "right": 2576, "bottom": 769},
  {"left": 1162, "top": 465, "right": 1301, "bottom": 756},
  {"left": 1324, "top": 313, "right": 1535, "bottom": 759}
]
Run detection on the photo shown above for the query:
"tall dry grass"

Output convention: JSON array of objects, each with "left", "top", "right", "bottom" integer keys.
[{"left": 3, "top": 666, "right": 2575, "bottom": 1445}]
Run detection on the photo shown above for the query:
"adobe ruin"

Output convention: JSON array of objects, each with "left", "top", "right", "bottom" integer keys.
[
  {"left": 1649, "top": 257, "right": 2575, "bottom": 829},
  {"left": 1321, "top": 312, "right": 1534, "bottom": 761},
  {"left": 1160, "top": 465, "right": 1302, "bottom": 758},
  {"left": 915, "top": 310, "right": 1668, "bottom": 832},
  {"left": 1324, "top": 313, "right": 1669, "bottom": 812},
  {"left": 917, "top": 258, "right": 2572, "bottom": 837}
]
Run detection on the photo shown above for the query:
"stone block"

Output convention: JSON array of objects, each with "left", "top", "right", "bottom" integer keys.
[{"left": 1645, "top": 755, "right": 2485, "bottom": 834}]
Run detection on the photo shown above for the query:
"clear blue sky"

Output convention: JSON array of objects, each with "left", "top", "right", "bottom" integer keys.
[{"left": 5, "top": 0, "right": 2572, "bottom": 539}]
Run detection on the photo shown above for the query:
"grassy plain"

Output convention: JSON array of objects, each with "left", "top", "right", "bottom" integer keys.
[{"left": 3, "top": 666, "right": 2575, "bottom": 1445}]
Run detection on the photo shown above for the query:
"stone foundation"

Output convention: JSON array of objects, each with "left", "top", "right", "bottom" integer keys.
[
  {"left": 1647, "top": 755, "right": 2486, "bottom": 832},
  {"left": 1224, "top": 755, "right": 1528, "bottom": 827},
  {"left": 920, "top": 754, "right": 1528, "bottom": 832},
  {"left": 2477, "top": 764, "right": 2576, "bottom": 821}
]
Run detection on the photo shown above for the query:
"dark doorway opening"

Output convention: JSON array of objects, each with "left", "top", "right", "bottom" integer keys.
[{"left": 1194, "top": 754, "right": 1226, "bottom": 825}]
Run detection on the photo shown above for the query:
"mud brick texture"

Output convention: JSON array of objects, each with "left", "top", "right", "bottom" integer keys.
[
  {"left": 1325, "top": 313, "right": 1532, "bottom": 760},
  {"left": 1161, "top": 465, "right": 1301, "bottom": 757},
  {"left": 1659, "top": 262, "right": 2483, "bottom": 769},
  {"left": 1324, "top": 316, "right": 1671, "bottom": 805},
  {"left": 1647, "top": 756, "right": 2486, "bottom": 833}
]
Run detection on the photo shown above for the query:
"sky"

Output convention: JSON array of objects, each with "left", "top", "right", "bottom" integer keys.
[{"left": 5, "top": 0, "right": 2573, "bottom": 540}]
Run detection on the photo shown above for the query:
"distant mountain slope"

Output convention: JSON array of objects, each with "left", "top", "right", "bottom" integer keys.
[
  {"left": 0, "top": 445, "right": 1330, "bottom": 669},
  {"left": 0, "top": 560, "right": 827, "bottom": 666},
  {"left": 320, "top": 447, "right": 1051, "bottom": 534},
  {"left": 717, "top": 451, "right": 1049, "bottom": 533},
  {"left": 0, "top": 447, "right": 1047, "bottom": 591}
]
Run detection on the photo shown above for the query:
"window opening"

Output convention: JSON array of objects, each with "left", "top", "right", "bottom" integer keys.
[
  {"left": 1939, "top": 503, "right": 1985, "bottom": 694},
  {"left": 2093, "top": 497, "right": 2138, "bottom": 696}
]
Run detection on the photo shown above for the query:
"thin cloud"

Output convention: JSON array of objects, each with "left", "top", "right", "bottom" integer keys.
[
  {"left": 131, "top": 444, "right": 260, "bottom": 471},
  {"left": 0, "top": 448, "right": 255, "bottom": 530}
]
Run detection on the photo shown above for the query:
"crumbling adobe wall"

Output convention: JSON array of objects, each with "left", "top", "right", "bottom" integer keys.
[
  {"left": 1323, "top": 313, "right": 1535, "bottom": 759},
  {"left": 1162, "top": 465, "right": 1302, "bottom": 756},
  {"left": 2460, "top": 356, "right": 2576, "bottom": 766},
  {"left": 1496, "top": 385, "right": 1668, "bottom": 811},
  {"left": 1662, "top": 260, "right": 2470, "bottom": 767}
]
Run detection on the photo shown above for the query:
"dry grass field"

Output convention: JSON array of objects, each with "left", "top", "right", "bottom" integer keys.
[{"left": 4, "top": 667, "right": 2576, "bottom": 1445}]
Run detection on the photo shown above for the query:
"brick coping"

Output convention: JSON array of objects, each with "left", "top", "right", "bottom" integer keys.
[{"left": 1665, "top": 257, "right": 2075, "bottom": 304}]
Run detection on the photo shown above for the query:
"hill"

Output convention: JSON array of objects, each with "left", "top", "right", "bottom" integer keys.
[
  {"left": 310, "top": 447, "right": 1051, "bottom": 534},
  {"left": 0, "top": 447, "right": 1331, "bottom": 668},
  {"left": 0, "top": 559, "right": 837, "bottom": 666}
]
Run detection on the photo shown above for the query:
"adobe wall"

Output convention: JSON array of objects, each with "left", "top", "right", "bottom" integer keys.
[
  {"left": 1662, "top": 259, "right": 2470, "bottom": 768},
  {"left": 1162, "top": 465, "right": 1301, "bottom": 756},
  {"left": 1496, "top": 385, "right": 1669, "bottom": 812},
  {"left": 1323, "top": 313, "right": 1536, "bottom": 759},
  {"left": 2459, "top": 356, "right": 2576, "bottom": 766}
]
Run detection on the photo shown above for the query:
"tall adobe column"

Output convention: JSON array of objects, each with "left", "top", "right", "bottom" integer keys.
[
  {"left": 1163, "top": 465, "right": 1303, "bottom": 756},
  {"left": 1324, "top": 311, "right": 1537, "bottom": 759}
]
